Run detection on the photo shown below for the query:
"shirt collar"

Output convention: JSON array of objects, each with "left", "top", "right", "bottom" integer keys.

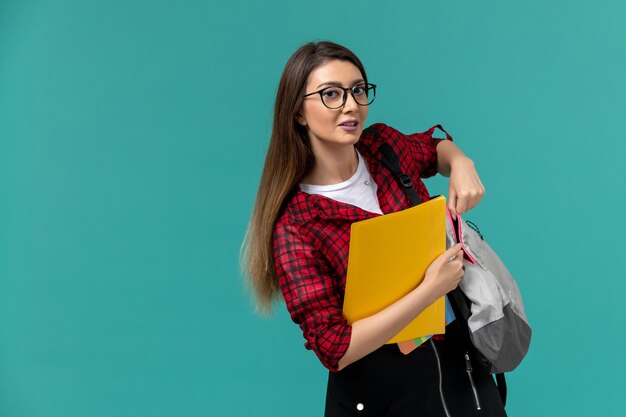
[{"left": 285, "top": 131, "right": 409, "bottom": 225}]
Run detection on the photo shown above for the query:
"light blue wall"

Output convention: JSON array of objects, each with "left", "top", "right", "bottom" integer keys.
[{"left": 1, "top": 1, "right": 624, "bottom": 416}]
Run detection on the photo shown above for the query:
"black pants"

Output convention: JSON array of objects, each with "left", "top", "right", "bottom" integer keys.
[{"left": 324, "top": 324, "right": 507, "bottom": 417}]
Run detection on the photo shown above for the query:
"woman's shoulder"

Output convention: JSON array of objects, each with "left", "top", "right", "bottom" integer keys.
[
  {"left": 358, "top": 123, "right": 408, "bottom": 156},
  {"left": 361, "top": 123, "right": 442, "bottom": 141},
  {"left": 359, "top": 123, "right": 444, "bottom": 153},
  {"left": 361, "top": 122, "right": 400, "bottom": 141},
  {"left": 360, "top": 123, "right": 415, "bottom": 147}
]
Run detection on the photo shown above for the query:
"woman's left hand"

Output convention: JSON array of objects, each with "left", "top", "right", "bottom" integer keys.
[{"left": 447, "top": 156, "right": 485, "bottom": 220}]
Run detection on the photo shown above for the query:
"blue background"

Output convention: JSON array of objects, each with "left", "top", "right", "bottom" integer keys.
[{"left": 1, "top": 1, "right": 625, "bottom": 416}]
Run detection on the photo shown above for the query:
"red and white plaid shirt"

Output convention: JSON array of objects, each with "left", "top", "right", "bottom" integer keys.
[{"left": 272, "top": 123, "right": 452, "bottom": 371}]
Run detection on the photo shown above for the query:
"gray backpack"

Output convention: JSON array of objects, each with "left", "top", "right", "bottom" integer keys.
[{"left": 445, "top": 213, "right": 532, "bottom": 374}]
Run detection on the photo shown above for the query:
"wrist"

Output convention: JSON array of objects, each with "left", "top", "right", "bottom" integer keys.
[
  {"left": 450, "top": 155, "right": 474, "bottom": 170},
  {"left": 414, "top": 279, "right": 439, "bottom": 306}
]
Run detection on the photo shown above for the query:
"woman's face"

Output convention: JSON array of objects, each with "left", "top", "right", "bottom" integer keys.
[{"left": 297, "top": 59, "right": 369, "bottom": 152}]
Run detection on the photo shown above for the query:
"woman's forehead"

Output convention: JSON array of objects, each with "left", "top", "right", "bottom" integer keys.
[{"left": 307, "top": 60, "right": 364, "bottom": 88}]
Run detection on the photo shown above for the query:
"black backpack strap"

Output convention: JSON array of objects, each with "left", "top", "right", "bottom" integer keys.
[
  {"left": 449, "top": 288, "right": 471, "bottom": 321},
  {"left": 379, "top": 143, "right": 422, "bottom": 206},
  {"left": 380, "top": 141, "right": 473, "bottom": 323}
]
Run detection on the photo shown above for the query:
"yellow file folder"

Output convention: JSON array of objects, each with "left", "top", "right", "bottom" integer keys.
[{"left": 343, "top": 196, "right": 447, "bottom": 344}]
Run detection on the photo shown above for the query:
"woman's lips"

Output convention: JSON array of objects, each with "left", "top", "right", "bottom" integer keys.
[{"left": 338, "top": 120, "right": 359, "bottom": 132}]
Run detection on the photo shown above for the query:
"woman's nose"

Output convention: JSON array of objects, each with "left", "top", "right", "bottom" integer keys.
[{"left": 342, "top": 91, "right": 358, "bottom": 112}]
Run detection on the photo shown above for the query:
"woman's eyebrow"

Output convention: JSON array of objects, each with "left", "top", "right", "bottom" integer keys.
[{"left": 316, "top": 79, "right": 365, "bottom": 88}]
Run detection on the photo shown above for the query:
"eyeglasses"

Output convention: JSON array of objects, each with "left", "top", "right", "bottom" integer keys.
[{"left": 303, "top": 83, "right": 377, "bottom": 109}]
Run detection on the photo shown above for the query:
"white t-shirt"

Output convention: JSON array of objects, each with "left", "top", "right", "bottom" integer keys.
[{"left": 299, "top": 151, "right": 383, "bottom": 215}]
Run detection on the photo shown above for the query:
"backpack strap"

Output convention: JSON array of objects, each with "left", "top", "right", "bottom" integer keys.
[
  {"left": 377, "top": 141, "right": 508, "bottom": 407},
  {"left": 379, "top": 143, "right": 422, "bottom": 206}
]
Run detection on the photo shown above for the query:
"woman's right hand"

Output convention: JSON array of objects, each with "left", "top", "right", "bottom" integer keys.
[{"left": 422, "top": 243, "right": 465, "bottom": 300}]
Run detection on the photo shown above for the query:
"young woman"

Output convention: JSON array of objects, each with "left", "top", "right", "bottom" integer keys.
[{"left": 243, "top": 41, "right": 506, "bottom": 417}]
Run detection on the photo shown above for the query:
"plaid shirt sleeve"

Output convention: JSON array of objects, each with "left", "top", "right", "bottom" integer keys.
[
  {"left": 403, "top": 126, "right": 454, "bottom": 179},
  {"left": 273, "top": 221, "right": 351, "bottom": 372}
]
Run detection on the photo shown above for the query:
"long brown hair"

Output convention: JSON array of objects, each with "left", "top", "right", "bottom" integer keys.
[{"left": 242, "top": 41, "right": 368, "bottom": 314}]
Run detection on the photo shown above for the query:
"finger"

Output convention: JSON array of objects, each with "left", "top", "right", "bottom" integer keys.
[
  {"left": 448, "top": 243, "right": 463, "bottom": 253},
  {"left": 470, "top": 193, "right": 483, "bottom": 211},
  {"left": 448, "top": 188, "right": 458, "bottom": 220},
  {"left": 466, "top": 177, "right": 485, "bottom": 211},
  {"left": 475, "top": 172, "right": 486, "bottom": 192},
  {"left": 456, "top": 192, "right": 468, "bottom": 216},
  {"left": 453, "top": 247, "right": 465, "bottom": 262},
  {"left": 453, "top": 257, "right": 465, "bottom": 276},
  {"left": 443, "top": 244, "right": 463, "bottom": 257},
  {"left": 465, "top": 190, "right": 481, "bottom": 212},
  {"left": 445, "top": 244, "right": 464, "bottom": 262}
]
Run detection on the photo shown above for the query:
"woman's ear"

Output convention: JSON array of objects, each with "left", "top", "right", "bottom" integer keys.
[{"left": 295, "top": 113, "right": 306, "bottom": 127}]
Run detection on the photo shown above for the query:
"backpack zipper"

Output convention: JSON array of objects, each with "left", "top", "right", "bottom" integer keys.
[
  {"left": 429, "top": 339, "right": 452, "bottom": 417},
  {"left": 464, "top": 352, "right": 482, "bottom": 411}
]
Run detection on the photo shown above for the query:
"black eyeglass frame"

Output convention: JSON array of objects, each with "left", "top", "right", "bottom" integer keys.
[{"left": 303, "top": 83, "right": 377, "bottom": 109}]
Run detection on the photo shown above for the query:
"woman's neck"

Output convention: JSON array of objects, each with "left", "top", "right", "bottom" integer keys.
[{"left": 302, "top": 145, "right": 359, "bottom": 186}]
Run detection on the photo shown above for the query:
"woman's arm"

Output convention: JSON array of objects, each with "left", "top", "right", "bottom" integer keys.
[
  {"left": 275, "top": 217, "right": 463, "bottom": 372},
  {"left": 435, "top": 140, "right": 485, "bottom": 220},
  {"left": 337, "top": 243, "right": 464, "bottom": 370}
]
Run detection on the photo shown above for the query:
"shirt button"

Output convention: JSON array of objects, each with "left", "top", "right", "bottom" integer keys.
[{"left": 356, "top": 403, "right": 364, "bottom": 411}]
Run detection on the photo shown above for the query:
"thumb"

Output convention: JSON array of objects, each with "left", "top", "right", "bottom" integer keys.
[
  {"left": 436, "top": 244, "right": 463, "bottom": 266},
  {"left": 444, "top": 243, "right": 463, "bottom": 257},
  {"left": 448, "top": 189, "right": 458, "bottom": 220}
]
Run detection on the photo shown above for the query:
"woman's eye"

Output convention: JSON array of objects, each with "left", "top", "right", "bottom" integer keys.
[
  {"left": 322, "top": 88, "right": 341, "bottom": 98},
  {"left": 352, "top": 85, "right": 366, "bottom": 95}
]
